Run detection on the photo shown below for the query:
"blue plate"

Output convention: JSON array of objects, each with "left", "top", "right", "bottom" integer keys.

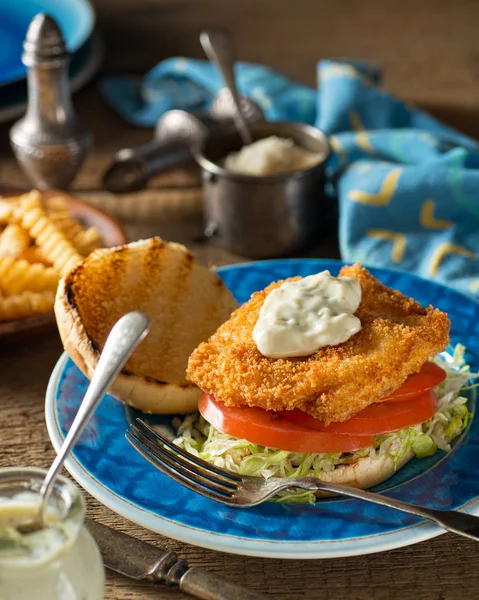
[
  {"left": 45, "top": 260, "right": 479, "bottom": 558},
  {"left": 0, "top": 0, "right": 94, "bottom": 85}
]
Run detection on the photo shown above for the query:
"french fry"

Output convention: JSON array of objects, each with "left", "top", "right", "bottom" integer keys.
[
  {"left": 0, "top": 257, "right": 59, "bottom": 295},
  {"left": 46, "top": 195, "right": 103, "bottom": 255},
  {"left": 72, "top": 226, "right": 102, "bottom": 256},
  {"left": 0, "top": 290, "right": 54, "bottom": 321},
  {"left": 0, "top": 200, "right": 15, "bottom": 224},
  {"left": 0, "top": 224, "right": 30, "bottom": 259},
  {"left": 15, "top": 192, "right": 83, "bottom": 276},
  {"left": 50, "top": 215, "right": 85, "bottom": 242},
  {"left": 19, "top": 246, "right": 52, "bottom": 266},
  {"left": 51, "top": 216, "right": 101, "bottom": 256},
  {"left": 0, "top": 189, "right": 104, "bottom": 323},
  {"left": 46, "top": 196, "right": 69, "bottom": 214},
  {"left": 48, "top": 210, "right": 71, "bottom": 222}
]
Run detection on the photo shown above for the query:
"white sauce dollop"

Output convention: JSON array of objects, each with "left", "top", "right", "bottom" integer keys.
[{"left": 252, "top": 271, "right": 362, "bottom": 358}]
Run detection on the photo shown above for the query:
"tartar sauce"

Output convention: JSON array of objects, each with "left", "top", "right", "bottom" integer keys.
[
  {"left": 0, "top": 492, "right": 70, "bottom": 565},
  {"left": 252, "top": 271, "right": 362, "bottom": 358},
  {"left": 0, "top": 487, "right": 104, "bottom": 600}
]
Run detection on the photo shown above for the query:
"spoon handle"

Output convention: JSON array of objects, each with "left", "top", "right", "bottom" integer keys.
[
  {"left": 200, "top": 29, "right": 252, "bottom": 145},
  {"left": 41, "top": 311, "right": 150, "bottom": 510}
]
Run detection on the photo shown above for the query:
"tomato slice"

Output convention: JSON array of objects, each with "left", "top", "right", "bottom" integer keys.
[
  {"left": 199, "top": 393, "right": 374, "bottom": 453},
  {"left": 383, "top": 361, "right": 446, "bottom": 402},
  {"left": 284, "top": 390, "right": 438, "bottom": 435}
]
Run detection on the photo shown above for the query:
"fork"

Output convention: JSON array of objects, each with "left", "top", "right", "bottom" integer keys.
[{"left": 126, "top": 418, "right": 479, "bottom": 542}]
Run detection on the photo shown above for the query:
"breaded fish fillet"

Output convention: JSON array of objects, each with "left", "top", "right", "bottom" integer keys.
[{"left": 187, "top": 264, "right": 450, "bottom": 424}]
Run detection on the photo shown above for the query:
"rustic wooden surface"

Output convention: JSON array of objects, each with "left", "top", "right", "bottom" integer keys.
[{"left": 2, "top": 0, "right": 479, "bottom": 598}]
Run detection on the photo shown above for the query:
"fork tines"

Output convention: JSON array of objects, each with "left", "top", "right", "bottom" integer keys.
[{"left": 126, "top": 418, "right": 241, "bottom": 502}]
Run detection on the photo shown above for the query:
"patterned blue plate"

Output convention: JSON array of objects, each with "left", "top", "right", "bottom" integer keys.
[{"left": 45, "top": 260, "right": 479, "bottom": 558}]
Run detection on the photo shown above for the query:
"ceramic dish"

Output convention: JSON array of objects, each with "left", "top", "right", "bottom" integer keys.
[
  {"left": 0, "top": 0, "right": 94, "bottom": 86},
  {"left": 0, "top": 185, "right": 126, "bottom": 340},
  {"left": 45, "top": 259, "right": 479, "bottom": 559},
  {"left": 0, "top": 34, "right": 103, "bottom": 125}
]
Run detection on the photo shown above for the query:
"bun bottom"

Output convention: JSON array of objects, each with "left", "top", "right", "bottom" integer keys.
[{"left": 313, "top": 448, "right": 414, "bottom": 497}]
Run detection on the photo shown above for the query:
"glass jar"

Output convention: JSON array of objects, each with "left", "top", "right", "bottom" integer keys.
[{"left": 0, "top": 467, "right": 105, "bottom": 600}]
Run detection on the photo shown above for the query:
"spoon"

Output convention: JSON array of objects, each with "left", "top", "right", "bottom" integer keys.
[
  {"left": 23, "top": 311, "right": 150, "bottom": 532},
  {"left": 200, "top": 28, "right": 253, "bottom": 146}
]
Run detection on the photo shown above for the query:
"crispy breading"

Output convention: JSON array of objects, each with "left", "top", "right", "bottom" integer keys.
[{"left": 187, "top": 264, "right": 450, "bottom": 424}]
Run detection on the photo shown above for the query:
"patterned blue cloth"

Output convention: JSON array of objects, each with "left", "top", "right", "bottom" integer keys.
[{"left": 101, "top": 59, "right": 479, "bottom": 298}]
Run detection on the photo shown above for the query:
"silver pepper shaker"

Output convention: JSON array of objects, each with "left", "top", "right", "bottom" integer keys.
[{"left": 10, "top": 13, "right": 92, "bottom": 190}]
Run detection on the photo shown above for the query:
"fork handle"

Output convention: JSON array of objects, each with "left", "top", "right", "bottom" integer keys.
[{"left": 298, "top": 478, "right": 479, "bottom": 541}]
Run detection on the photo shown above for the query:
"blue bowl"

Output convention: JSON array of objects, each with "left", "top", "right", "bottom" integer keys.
[{"left": 0, "top": 0, "right": 95, "bottom": 85}]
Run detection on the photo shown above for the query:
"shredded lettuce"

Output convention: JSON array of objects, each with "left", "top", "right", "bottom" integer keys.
[
  {"left": 174, "top": 344, "right": 476, "bottom": 503},
  {"left": 411, "top": 433, "right": 437, "bottom": 458}
]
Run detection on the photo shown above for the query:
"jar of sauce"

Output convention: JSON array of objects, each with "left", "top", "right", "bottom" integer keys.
[{"left": 0, "top": 467, "right": 104, "bottom": 600}]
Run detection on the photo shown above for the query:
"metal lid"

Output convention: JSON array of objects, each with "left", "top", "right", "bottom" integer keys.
[{"left": 23, "top": 13, "right": 68, "bottom": 66}]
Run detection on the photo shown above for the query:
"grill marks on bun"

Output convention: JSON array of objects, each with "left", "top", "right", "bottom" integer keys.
[{"left": 55, "top": 237, "right": 238, "bottom": 414}]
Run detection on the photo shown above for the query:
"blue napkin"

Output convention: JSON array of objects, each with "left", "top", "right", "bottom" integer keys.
[{"left": 101, "top": 59, "right": 479, "bottom": 298}]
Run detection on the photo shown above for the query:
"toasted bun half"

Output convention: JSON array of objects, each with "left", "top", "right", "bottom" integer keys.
[
  {"left": 313, "top": 447, "right": 414, "bottom": 497},
  {"left": 55, "top": 237, "right": 238, "bottom": 414}
]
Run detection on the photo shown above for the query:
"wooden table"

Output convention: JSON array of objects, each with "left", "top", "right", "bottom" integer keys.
[{"left": 2, "top": 0, "right": 479, "bottom": 597}]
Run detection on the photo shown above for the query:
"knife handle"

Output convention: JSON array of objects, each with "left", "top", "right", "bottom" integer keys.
[{"left": 173, "top": 565, "right": 267, "bottom": 600}]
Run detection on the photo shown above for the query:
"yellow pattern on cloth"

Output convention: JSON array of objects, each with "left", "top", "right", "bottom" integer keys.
[
  {"left": 321, "top": 63, "right": 361, "bottom": 81},
  {"left": 420, "top": 200, "right": 454, "bottom": 230},
  {"left": 367, "top": 229, "right": 406, "bottom": 263},
  {"left": 349, "top": 111, "right": 374, "bottom": 152},
  {"left": 429, "top": 243, "right": 477, "bottom": 276},
  {"left": 329, "top": 136, "right": 347, "bottom": 166},
  {"left": 320, "top": 63, "right": 375, "bottom": 86},
  {"left": 349, "top": 168, "right": 402, "bottom": 206}
]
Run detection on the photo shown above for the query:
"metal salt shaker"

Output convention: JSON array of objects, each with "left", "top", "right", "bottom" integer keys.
[{"left": 10, "top": 13, "right": 92, "bottom": 189}]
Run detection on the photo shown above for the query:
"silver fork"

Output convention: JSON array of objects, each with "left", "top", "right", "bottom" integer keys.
[{"left": 126, "top": 419, "right": 479, "bottom": 542}]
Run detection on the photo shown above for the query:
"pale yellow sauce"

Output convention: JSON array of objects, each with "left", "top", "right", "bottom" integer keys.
[
  {"left": 0, "top": 491, "right": 104, "bottom": 599},
  {"left": 0, "top": 491, "right": 69, "bottom": 565},
  {"left": 253, "top": 271, "right": 362, "bottom": 358}
]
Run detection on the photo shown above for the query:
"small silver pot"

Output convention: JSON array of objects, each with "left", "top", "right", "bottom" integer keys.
[{"left": 194, "top": 121, "right": 330, "bottom": 258}]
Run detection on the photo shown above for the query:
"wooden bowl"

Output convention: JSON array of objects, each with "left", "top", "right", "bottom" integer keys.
[{"left": 0, "top": 186, "right": 127, "bottom": 341}]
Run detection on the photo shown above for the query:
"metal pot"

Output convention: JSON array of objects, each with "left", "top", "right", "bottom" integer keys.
[{"left": 194, "top": 121, "right": 330, "bottom": 258}]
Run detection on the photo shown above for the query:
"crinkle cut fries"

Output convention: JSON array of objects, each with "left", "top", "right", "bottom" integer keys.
[{"left": 0, "top": 190, "right": 102, "bottom": 321}]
